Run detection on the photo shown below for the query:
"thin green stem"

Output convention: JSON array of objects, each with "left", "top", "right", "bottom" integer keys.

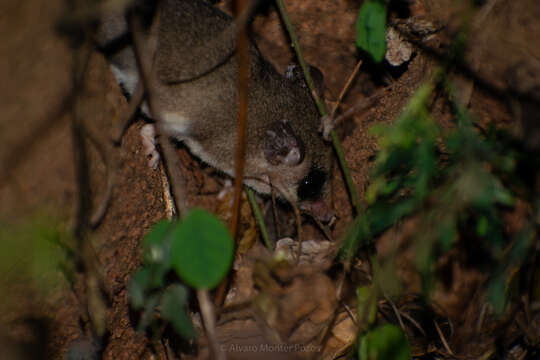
[
  {"left": 275, "top": 0, "right": 362, "bottom": 215},
  {"left": 246, "top": 187, "right": 273, "bottom": 250}
]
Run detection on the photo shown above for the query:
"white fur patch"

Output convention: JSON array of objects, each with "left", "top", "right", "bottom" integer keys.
[
  {"left": 162, "top": 112, "right": 191, "bottom": 135},
  {"left": 110, "top": 65, "right": 138, "bottom": 95}
]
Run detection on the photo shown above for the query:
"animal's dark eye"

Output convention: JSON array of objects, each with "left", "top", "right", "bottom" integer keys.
[{"left": 297, "top": 168, "right": 326, "bottom": 200}]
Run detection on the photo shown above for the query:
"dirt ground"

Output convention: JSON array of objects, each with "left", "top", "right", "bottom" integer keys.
[{"left": 1, "top": 0, "right": 539, "bottom": 359}]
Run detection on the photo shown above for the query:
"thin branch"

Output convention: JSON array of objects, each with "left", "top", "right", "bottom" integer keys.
[
  {"left": 198, "top": 289, "right": 226, "bottom": 360},
  {"left": 398, "top": 310, "right": 426, "bottom": 337},
  {"left": 274, "top": 0, "right": 361, "bottom": 215},
  {"left": 342, "top": 302, "right": 358, "bottom": 326},
  {"left": 314, "top": 217, "right": 334, "bottom": 241},
  {"left": 434, "top": 319, "right": 454, "bottom": 356},
  {"left": 384, "top": 294, "right": 406, "bottom": 332},
  {"left": 330, "top": 59, "right": 363, "bottom": 120},
  {"left": 331, "top": 83, "right": 393, "bottom": 135}
]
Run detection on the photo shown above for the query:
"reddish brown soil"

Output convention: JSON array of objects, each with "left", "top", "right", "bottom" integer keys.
[{"left": 1, "top": 0, "right": 538, "bottom": 359}]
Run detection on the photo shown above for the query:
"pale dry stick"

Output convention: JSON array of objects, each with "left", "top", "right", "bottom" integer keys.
[
  {"left": 198, "top": 289, "right": 226, "bottom": 360},
  {"left": 159, "top": 163, "right": 176, "bottom": 220},
  {"left": 314, "top": 217, "right": 334, "bottom": 241},
  {"left": 326, "top": 59, "right": 363, "bottom": 133},
  {"left": 475, "top": 303, "right": 488, "bottom": 333},
  {"left": 434, "top": 319, "right": 454, "bottom": 356},
  {"left": 342, "top": 302, "right": 358, "bottom": 326},
  {"left": 129, "top": 8, "right": 188, "bottom": 217},
  {"left": 320, "top": 60, "right": 362, "bottom": 140}
]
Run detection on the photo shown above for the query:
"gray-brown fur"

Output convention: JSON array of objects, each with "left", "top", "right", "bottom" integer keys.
[{"left": 98, "top": 0, "right": 333, "bottom": 218}]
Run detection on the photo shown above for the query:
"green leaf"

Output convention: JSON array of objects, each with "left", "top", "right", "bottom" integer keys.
[
  {"left": 488, "top": 276, "right": 506, "bottom": 314},
  {"left": 340, "top": 214, "right": 370, "bottom": 261},
  {"left": 339, "top": 198, "right": 419, "bottom": 262},
  {"left": 357, "top": 286, "right": 377, "bottom": 330},
  {"left": 476, "top": 216, "right": 488, "bottom": 237},
  {"left": 171, "top": 209, "right": 234, "bottom": 289},
  {"left": 143, "top": 219, "right": 174, "bottom": 265},
  {"left": 161, "top": 284, "right": 196, "bottom": 340},
  {"left": 137, "top": 294, "right": 160, "bottom": 333},
  {"left": 438, "top": 219, "right": 457, "bottom": 251},
  {"left": 358, "top": 324, "right": 411, "bottom": 360},
  {"left": 356, "top": 0, "right": 387, "bottom": 62},
  {"left": 129, "top": 268, "right": 151, "bottom": 310}
]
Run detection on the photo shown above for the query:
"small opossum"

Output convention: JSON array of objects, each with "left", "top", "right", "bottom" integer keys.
[{"left": 97, "top": 0, "right": 333, "bottom": 221}]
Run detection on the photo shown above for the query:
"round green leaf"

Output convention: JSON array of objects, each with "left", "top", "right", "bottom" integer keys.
[{"left": 171, "top": 209, "right": 234, "bottom": 289}]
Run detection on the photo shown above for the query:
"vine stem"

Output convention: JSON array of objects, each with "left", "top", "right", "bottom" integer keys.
[
  {"left": 246, "top": 188, "right": 273, "bottom": 250},
  {"left": 274, "top": 0, "right": 361, "bottom": 215}
]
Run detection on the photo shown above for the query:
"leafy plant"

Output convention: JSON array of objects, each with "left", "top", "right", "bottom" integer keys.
[
  {"left": 129, "top": 209, "right": 234, "bottom": 339},
  {"left": 0, "top": 214, "right": 69, "bottom": 295},
  {"left": 341, "top": 71, "right": 537, "bottom": 310}
]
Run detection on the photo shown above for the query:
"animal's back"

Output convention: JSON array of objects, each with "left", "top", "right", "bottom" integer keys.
[{"left": 97, "top": 0, "right": 334, "bottom": 221}]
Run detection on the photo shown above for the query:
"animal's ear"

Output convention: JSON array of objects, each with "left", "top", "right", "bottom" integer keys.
[
  {"left": 263, "top": 121, "right": 305, "bottom": 166},
  {"left": 285, "top": 64, "right": 325, "bottom": 98}
]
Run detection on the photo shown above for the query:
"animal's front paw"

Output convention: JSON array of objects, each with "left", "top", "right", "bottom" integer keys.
[
  {"left": 319, "top": 115, "right": 333, "bottom": 141},
  {"left": 140, "top": 124, "right": 160, "bottom": 169}
]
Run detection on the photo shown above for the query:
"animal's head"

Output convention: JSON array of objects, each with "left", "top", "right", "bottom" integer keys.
[{"left": 246, "top": 65, "right": 334, "bottom": 222}]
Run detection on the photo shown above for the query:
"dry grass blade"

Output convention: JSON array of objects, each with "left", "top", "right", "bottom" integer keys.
[
  {"left": 342, "top": 302, "right": 358, "bottom": 326},
  {"left": 314, "top": 218, "right": 334, "bottom": 241},
  {"left": 398, "top": 310, "right": 426, "bottom": 337},
  {"left": 330, "top": 59, "right": 363, "bottom": 120},
  {"left": 434, "top": 319, "right": 454, "bottom": 356}
]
